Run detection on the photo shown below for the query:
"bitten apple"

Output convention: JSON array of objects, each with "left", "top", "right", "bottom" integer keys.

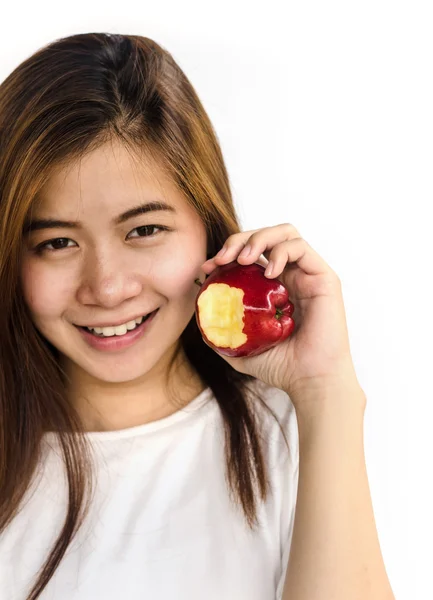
[{"left": 195, "top": 261, "right": 295, "bottom": 357}]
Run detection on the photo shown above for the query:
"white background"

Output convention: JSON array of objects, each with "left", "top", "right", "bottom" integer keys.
[{"left": 1, "top": 1, "right": 432, "bottom": 598}]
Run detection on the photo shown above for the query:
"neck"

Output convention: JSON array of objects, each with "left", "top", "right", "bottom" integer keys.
[{"left": 63, "top": 347, "right": 205, "bottom": 432}]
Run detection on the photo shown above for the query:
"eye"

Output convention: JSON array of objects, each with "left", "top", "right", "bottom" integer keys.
[
  {"left": 34, "top": 237, "right": 77, "bottom": 253},
  {"left": 127, "top": 225, "right": 170, "bottom": 239}
]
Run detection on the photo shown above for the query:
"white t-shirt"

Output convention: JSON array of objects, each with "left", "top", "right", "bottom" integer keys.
[{"left": 0, "top": 380, "right": 299, "bottom": 600}]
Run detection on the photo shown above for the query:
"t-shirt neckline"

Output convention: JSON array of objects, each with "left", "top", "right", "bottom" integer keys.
[{"left": 44, "top": 386, "right": 213, "bottom": 444}]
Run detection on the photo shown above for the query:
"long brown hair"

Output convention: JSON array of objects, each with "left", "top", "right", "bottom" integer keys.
[{"left": 0, "top": 33, "right": 289, "bottom": 600}]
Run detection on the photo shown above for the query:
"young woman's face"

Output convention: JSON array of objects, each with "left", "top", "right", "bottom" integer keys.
[{"left": 20, "top": 141, "right": 208, "bottom": 384}]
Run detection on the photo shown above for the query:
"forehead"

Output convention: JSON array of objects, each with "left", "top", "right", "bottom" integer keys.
[{"left": 34, "top": 141, "right": 187, "bottom": 218}]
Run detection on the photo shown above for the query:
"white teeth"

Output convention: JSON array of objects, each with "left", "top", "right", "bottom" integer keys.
[
  {"left": 85, "top": 314, "right": 148, "bottom": 337},
  {"left": 114, "top": 324, "right": 128, "bottom": 336},
  {"left": 101, "top": 327, "right": 116, "bottom": 337}
]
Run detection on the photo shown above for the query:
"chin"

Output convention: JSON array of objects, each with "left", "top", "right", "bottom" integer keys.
[
  {"left": 58, "top": 350, "right": 156, "bottom": 385},
  {"left": 87, "top": 358, "right": 158, "bottom": 384}
]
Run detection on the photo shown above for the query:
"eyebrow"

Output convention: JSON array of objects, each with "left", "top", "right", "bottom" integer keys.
[{"left": 23, "top": 200, "right": 176, "bottom": 234}]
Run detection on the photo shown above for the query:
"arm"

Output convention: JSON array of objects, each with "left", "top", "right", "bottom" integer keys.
[{"left": 281, "top": 382, "right": 395, "bottom": 600}]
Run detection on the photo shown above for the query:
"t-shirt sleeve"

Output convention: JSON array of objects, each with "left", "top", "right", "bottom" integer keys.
[
  {"left": 249, "top": 380, "right": 300, "bottom": 599},
  {"left": 275, "top": 423, "right": 299, "bottom": 599},
  {"left": 259, "top": 383, "right": 300, "bottom": 600}
]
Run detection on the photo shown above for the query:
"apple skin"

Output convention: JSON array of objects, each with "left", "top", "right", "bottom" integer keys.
[{"left": 195, "top": 261, "right": 295, "bottom": 358}]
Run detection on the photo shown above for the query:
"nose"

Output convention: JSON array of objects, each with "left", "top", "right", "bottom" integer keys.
[{"left": 76, "top": 250, "right": 142, "bottom": 308}]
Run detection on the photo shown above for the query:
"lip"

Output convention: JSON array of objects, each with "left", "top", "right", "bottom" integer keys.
[{"left": 75, "top": 309, "right": 159, "bottom": 352}]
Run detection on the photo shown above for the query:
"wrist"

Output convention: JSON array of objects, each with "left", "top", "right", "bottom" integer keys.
[{"left": 287, "top": 378, "right": 367, "bottom": 423}]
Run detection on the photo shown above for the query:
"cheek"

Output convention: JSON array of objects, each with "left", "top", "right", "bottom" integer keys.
[
  {"left": 149, "top": 254, "right": 201, "bottom": 300},
  {"left": 20, "top": 260, "right": 72, "bottom": 318}
]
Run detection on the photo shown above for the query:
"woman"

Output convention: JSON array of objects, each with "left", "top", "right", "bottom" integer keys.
[{"left": 0, "top": 33, "right": 394, "bottom": 599}]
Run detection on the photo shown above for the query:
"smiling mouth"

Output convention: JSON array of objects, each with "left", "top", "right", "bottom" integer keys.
[{"left": 77, "top": 311, "right": 156, "bottom": 338}]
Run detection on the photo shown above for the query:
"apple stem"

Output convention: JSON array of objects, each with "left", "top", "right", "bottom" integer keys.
[
  {"left": 194, "top": 278, "right": 202, "bottom": 287},
  {"left": 276, "top": 308, "right": 283, "bottom": 319}
]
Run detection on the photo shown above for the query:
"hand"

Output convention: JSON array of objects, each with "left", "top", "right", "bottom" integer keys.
[{"left": 201, "top": 223, "right": 362, "bottom": 407}]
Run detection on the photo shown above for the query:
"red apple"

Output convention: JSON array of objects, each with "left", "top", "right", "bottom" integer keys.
[{"left": 195, "top": 261, "right": 295, "bottom": 357}]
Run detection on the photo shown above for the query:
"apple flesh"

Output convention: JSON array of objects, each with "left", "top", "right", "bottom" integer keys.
[{"left": 195, "top": 261, "right": 295, "bottom": 357}]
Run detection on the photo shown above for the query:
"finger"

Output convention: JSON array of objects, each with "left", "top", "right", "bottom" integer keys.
[
  {"left": 265, "top": 238, "right": 334, "bottom": 277},
  {"left": 202, "top": 224, "right": 301, "bottom": 272},
  {"left": 209, "top": 234, "right": 333, "bottom": 279},
  {"left": 201, "top": 232, "right": 263, "bottom": 273},
  {"left": 202, "top": 251, "right": 269, "bottom": 273}
]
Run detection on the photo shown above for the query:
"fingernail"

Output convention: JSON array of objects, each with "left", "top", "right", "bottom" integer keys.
[{"left": 265, "top": 261, "right": 274, "bottom": 277}]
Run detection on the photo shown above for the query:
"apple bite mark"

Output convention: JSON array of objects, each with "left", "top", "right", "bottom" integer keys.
[{"left": 196, "top": 283, "right": 247, "bottom": 349}]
